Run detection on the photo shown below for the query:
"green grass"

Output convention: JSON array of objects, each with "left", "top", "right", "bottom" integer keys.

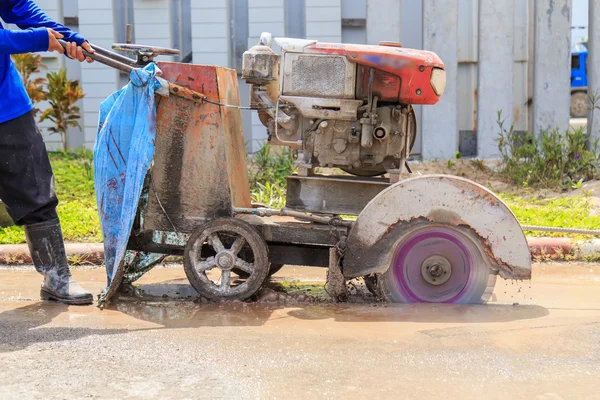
[
  {"left": 0, "top": 151, "right": 101, "bottom": 244},
  {"left": 2, "top": 147, "right": 599, "bottom": 245},
  {"left": 500, "top": 193, "right": 600, "bottom": 238}
]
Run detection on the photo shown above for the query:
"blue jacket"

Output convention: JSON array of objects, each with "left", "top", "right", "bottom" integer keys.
[{"left": 0, "top": 0, "right": 86, "bottom": 123}]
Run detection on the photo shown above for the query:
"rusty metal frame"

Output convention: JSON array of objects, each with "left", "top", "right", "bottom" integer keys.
[{"left": 286, "top": 174, "right": 390, "bottom": 216}]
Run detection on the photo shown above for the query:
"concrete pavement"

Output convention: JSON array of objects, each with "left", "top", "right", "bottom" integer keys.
[{"left": 0, "top": 264, "right": 599, "bottom": 399}]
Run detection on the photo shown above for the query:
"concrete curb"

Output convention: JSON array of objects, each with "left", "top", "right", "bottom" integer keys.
[
  {"left": 0, "top": 243, "right": 104, "bottom": 265},
  {"left": 0, "top": 238, "right": 598, "bottom": 265},
  {"left": 527, "top": 237, "right": 600, "bottom": 260}
]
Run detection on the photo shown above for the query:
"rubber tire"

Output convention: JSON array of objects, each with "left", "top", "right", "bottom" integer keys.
[
  {"left": 184, "top": 218, "right": 269, "bottom": 301},
  {"left": 571, "top": 91, "right": 588, "bottom": 118}
]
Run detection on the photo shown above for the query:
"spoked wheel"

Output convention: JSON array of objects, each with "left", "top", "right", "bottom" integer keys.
[
  {"left": 184, "top": 218, "right": 269, "bottom": 301},
  {"left": 375, "top": 223, "right": 497, "bottom": 304}
]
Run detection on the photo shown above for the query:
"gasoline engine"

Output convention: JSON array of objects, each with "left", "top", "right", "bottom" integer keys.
[{"left": 242, "top": 33, "right": 446, "bottom": 177}]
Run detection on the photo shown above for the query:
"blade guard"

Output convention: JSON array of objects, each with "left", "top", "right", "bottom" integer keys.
[{"left": 343, "top": 175, "right": 531, "bottom": 280}]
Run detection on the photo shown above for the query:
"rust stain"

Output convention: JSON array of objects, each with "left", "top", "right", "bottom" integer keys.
[{"left": 449, "top": 177, "right": 499, "bottom": 207}]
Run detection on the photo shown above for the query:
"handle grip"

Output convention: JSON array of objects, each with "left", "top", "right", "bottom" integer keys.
[
  {"left": 57, "top": 40, "right": 205, "bottom": 104},
  {"left": 58, "top": 39, "right": 134, "bottom": 73}
]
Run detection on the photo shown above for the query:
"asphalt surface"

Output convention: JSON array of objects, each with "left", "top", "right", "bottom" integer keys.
[{"left": 0, "top": 263, "right": 599, "bottom": 399}]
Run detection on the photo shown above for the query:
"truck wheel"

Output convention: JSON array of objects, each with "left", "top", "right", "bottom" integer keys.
[{"left": 571, "top": 92, "right": 588, "bottom": 118}]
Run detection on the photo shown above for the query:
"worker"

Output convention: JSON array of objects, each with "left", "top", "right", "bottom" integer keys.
[{"left": 0, "top": 0, "right": 95, "bottom": 305}]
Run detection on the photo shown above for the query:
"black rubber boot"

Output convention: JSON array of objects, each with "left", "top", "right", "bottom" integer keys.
[{"left": 24, "top": 219, "right": 93, "bottom": 305}]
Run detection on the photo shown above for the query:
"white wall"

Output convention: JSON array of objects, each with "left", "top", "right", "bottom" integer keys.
[
  {"left": 78, "top": 0, "right": 119, "bottom": 149},
  {"left": 306, "top": 0, "right": 341, "bottom": 42},
  {"left": 247, "top": 0, "right": 286, "bottom": 152},
  {"left": 191, "top": 0, "right": 230, "bottom": 66},
  {"left": 572, "top": 0, "right": 589, "bottom": 46},
  {"left": 134, "top": 0, "right": 172, "bottom": 52}
]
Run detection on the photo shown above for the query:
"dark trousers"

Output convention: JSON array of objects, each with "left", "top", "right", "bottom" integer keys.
[{"left": 0, "top": 112, "right": 58, "bottom": 226}]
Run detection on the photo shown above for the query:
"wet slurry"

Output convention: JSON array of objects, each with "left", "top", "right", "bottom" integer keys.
[{"left": 0, "top": 264, "right": 599, "bottom": 399}]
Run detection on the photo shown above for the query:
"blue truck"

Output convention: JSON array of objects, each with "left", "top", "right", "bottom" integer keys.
[{"left": 571, "top": 41, "right": 588, "bottom": 118}]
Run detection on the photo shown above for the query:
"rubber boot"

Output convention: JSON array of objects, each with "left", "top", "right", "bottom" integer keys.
[{"left": 24, "top": 219, "right": 93, "bottom": 305}]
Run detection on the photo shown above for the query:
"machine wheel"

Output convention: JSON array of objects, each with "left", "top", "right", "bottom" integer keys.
[
  {"left": 375, "top": 223, "right": 496, "bottom": 304},
  {"left": 234, "top": 263, "right": 284, "bottom": 279},
  {"left": 184, "top": 218, "right": 269, "bottom": 301},
  {"left": 571, "top": 91, "right": 588, "bottom": 118}
]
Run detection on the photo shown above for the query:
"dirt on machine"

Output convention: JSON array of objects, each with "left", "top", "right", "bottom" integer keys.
[{"left": 87, "top": 32, "right": 532, "bottom": 306}]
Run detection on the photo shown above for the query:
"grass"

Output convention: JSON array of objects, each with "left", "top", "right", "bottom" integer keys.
[
  {"left": 500, "top": 193, "right": 600, "bottom": 238},
  {"left": 2, "top": 145, "right": 600, "bottom": 245},
  {"left": 0, "top": 150, "right": 102, "bottom": 244}
]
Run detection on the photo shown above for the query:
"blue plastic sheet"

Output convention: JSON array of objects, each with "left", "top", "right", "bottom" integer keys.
[{"left": 94, "top": 64, "right": 164, "bottom": 302}]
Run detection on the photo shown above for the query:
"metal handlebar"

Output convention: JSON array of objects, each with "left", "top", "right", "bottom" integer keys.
[
  {"left": 57, "top": 40, "right": 205, "bottom": 104},
  {"left": 112, "top": 43, "right": 180, "bottom": 56},
  {"left": 58, "top": 39, "right": 134, "bottom": 73}
]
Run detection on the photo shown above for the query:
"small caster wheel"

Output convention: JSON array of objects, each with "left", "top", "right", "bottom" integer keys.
[{"left": 184, "top": 218, "right": 269, "bottom": 301}]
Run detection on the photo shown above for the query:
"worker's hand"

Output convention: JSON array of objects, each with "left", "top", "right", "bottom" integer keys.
[
  {"left": 81, "top": 42, "right": 95, "bottom": 63},
  {"left": 65, "top": 40, "right": 95, "bottom": 63},
  {"left": 47, "top": 28, "right": 64, "bottom": 54}
]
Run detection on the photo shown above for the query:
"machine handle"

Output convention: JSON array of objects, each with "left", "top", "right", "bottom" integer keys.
[
  {"left": 168, "top": 83, "right": 205, "bottom": 103},
  {"left": 57, "top": 40, "right": 205, "bottom": 105},
  {"left": 58, "top": 39, "right": 134, "bottom": 73},
  {"left": 111, "top": 43, "right": 181, "bottom": 56}
]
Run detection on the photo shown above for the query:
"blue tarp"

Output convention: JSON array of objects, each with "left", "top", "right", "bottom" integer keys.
[{"left": 94, "top": 64, "right": 164, "bottom": 303}]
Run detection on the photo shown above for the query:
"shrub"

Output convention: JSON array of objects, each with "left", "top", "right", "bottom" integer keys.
[
  {"left": 248, "top": 144, "right": 295, "bottom": 209},
  {"left": 496, "top": 111, "right": 600, "bottom": 189},
  {"left": 39, "top": 68, "right": 85, "bottom": 152},
  {"left": 248, "top": 144, "right": 294, "bottom": 188},
  {"left": 10, "top": 53, "right": 47, "bottom": 117}
]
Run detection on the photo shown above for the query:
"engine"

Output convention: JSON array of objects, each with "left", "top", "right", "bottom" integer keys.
[{"left": 242, "top": 33, "right": 446, "bottom": 176}]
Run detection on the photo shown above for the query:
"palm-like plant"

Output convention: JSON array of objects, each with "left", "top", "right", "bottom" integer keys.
[
  {"left": 10, "top": 53, "right": 47, "bottom": 117},
  {"left": 39, "top": 68, "right": 85, "bottom": 151}
]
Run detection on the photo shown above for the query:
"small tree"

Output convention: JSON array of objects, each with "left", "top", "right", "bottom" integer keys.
[
  {"left": 40, "top": 68, "right": 85, "bottom": 152},
  {"left": 10, "top": 53, "right": 47, "bottom": 117}
]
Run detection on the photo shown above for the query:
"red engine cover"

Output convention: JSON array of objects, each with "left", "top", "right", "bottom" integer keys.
[{"left": 302, "top": 42, "right": 444, "bottom": 105}]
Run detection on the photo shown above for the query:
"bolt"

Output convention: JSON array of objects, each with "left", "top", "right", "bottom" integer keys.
[
  {"left": 416, "top": 89, "right": 422, "bottom": 95},
  {"left": 429, "top": 264, "right": 444, "bottom": 278},
  {"left": 419, "top": 65, "right": 425, "bottom": 72},
  {"left": 319, "top": 121, "right": 328, "bottom": 128}
]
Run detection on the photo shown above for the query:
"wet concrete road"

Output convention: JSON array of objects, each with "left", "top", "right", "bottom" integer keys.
[{"left": 0, "top": 263, "right": 599, "bottom": 399}]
